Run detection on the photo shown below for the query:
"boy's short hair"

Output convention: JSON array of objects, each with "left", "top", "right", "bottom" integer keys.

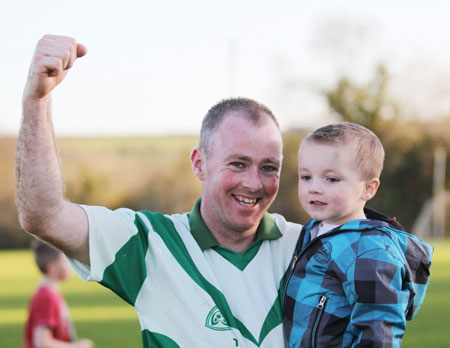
[
  {"left": 304, "top": 122, "right": 385, "bottom": 180},
  {"left": 31, "top": 239, "right": 61, "bottom": 274}
]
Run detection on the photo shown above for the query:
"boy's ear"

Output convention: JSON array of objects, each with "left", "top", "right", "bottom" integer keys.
[
  {"left": 361, "top": 178, "right": 380, "bottom": 201},
  {"left": 190, "top": 147, "right": 206, "bottom": 181}
]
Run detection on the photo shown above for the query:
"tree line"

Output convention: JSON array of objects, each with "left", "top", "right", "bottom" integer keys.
[{"left": 1, "top": 65, "right": 449, "bottom": 249}]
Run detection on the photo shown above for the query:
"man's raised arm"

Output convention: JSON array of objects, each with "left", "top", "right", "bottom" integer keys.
[{"left": 16, "top": 35, "right": 90, "bottom": 264}]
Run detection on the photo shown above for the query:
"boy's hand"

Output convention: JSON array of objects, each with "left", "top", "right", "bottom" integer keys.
[{"left": 24, "top": 34, "right": 87, "bottom": 100}]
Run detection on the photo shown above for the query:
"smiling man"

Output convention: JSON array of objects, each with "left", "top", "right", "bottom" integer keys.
[
  {"left": 16, "top": 35, "right": 301, "bottom": 348},
  {"left": 192, "top": 105, "right": 284, "bottom": 253}
]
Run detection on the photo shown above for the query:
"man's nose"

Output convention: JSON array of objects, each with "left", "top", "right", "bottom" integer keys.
[{"left": 242, "top": 167, "right": 263, "bottom": 191}]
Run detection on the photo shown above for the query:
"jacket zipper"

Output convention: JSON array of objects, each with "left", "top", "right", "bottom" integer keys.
[
  {"left": 283, "top": 227, "right": 341, "bottom": 313},
  {"left": 311, "top": 296, "right": 327, "bottom": 348},
  {"left": 283, "top": 226, "right": 342, "bottom": 340},
  {"left": 282, "top": 255, "right": 299, "bottom": 312},
  {"left": 286, "top": 255, "right": 298, "bottom": 285}
]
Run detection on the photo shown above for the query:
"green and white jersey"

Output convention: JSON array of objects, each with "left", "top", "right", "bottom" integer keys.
[{"left": 69, "top": 200, "right": 301, "bottom": 348}]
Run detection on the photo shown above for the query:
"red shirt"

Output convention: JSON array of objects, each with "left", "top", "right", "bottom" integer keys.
[{"left": 24, "top": 286, "right": 75, "bottom": 348}]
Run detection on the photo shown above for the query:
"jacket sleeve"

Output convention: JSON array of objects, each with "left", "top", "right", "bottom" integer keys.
[{"left": 342, "top": 247, "right": 409, "bottom": 348}]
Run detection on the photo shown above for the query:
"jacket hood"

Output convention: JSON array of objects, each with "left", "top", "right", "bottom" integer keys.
[
  {"left": 363, "top": 207, "right": 433, "bottom": 320},
  {"left": 363, "top": 206, "right": 405, "bottom": 230}
]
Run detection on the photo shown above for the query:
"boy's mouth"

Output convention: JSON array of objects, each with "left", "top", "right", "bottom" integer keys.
[{"left": 309, "top": 200, "right": 326, "bottom": 206}]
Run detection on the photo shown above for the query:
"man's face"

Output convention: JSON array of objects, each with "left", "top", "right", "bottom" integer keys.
[{"left": 197, "top": 113, "right": 282, "bottom": 235}]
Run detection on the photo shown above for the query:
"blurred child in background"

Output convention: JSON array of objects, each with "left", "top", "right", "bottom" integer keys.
[{"left": 24, "top": 239, "right": 93, "bottom": 348}]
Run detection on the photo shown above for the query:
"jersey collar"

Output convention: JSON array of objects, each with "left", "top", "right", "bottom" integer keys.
[{"left": 188, "top": 198, "right": 282, "bottom": 251}]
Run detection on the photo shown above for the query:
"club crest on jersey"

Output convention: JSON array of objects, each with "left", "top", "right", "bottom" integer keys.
[{"left": 205, "top": 306, "right": 231, "bottom": 331}]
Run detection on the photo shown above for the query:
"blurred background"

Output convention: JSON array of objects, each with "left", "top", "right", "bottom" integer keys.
[{"left": 0, "top": 0, "right": 449, "bottom": 347}]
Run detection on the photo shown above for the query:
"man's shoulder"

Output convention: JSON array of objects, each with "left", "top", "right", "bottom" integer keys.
[
  {"left": 268, "top": 212, "right": 302, "bottom": 230},
  {"left": 81, "top": 204, "right": 190, "bottom": 227},
  {"left": 267, "top": 212, "right": 302, "bottom": 243}
]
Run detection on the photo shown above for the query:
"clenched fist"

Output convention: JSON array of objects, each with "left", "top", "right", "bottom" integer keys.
[{"left": 24, "top": 34, "right": 87, "bottom": 99}]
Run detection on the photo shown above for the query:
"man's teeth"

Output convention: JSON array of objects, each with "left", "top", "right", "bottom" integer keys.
[{"left": 235, "top": 195, "right": 257, "bottom": 206}]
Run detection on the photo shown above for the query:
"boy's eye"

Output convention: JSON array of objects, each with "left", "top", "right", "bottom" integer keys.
[
  {"left": 327, "top": 177, "right": 340, "bottom": 183},
  {"left": 300, "top": 175, "right": 311, "bottom": 181}
]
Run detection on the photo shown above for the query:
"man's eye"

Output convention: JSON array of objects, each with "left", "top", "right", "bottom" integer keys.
[
  {"left": 261, "top": 165, "right": 278, "bottom": 173},
  {"left": 230, "top": 162, "right": 245, "bottom": 169}
]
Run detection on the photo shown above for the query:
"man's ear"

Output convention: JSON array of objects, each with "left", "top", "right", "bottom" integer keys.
[
  {"left": 190, "top": 147, "right": 206, "bottom": 181},
  {"left": 361, "top": 178, "right": 380, "bottom": 202}
]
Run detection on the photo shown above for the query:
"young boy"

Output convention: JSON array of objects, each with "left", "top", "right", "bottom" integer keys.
[
  {"left": 24, "top": 240, "right": 93, "bottom": 348},
  {"left": 283, "top": 122, "right": 433, "bottom": 348}
]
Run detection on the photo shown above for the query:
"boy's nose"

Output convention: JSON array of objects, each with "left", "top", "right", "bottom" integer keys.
[{"left": 308, "top": 179, "right": 322, "bottom": 194}]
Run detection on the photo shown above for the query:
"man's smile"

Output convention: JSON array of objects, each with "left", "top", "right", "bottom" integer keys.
[{"left": 233, "top": 194, "right": 259, "bottom": 207}]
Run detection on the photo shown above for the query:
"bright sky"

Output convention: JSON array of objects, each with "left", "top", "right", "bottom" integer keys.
[{"left": 2, "top": 0, "right": 450, "bottom": 136}]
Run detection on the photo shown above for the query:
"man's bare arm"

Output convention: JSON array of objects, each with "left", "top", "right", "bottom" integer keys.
[{"left": 16, "top": 35, "right": 90, "bottom": 264}]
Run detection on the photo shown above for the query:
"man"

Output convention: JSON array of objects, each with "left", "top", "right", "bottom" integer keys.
[{"left": 16, "top": 35, "right": 301, "bottom": 348}]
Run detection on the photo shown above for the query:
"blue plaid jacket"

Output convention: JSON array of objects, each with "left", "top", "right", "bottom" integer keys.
[{"left": 283, "top": 208, "right": 433, "bottom": 348}]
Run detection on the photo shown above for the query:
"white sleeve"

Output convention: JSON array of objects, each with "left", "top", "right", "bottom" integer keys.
[{"left": 67, "top": 205, "right": 139, "bottom": 282}]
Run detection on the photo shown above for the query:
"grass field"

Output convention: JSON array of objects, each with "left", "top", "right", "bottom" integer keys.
[
  {"left": 0, "top": 240, "right": 449, "bottom": 348},
  {"left": 0, "top": 250, "right": 141, "bottom": 347}
]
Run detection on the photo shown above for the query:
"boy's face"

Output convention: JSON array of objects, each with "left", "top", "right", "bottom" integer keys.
[
  {"left": 297, "top": 141, "right": 374, "bottom": 225},
  {"left": 48, "top": 253, "right": 73, "bottom": 281}
]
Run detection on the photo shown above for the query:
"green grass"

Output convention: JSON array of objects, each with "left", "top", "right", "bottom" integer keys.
[{"left": 0, "top": 241, "right": 449, "bottom": 348}]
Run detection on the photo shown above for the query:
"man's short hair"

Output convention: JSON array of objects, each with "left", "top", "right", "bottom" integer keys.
[
  {"left": 31, "top": 239, "right": 61, "bottom": 274},
  {"left": 199, "top": 97, "right": 280, "bottom": 157},
  {"left": 304, "top": 122, "right": 385, "bottom": 180}
]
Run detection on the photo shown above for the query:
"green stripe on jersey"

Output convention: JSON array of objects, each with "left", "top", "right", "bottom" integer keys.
[
  {"left": 142, "top": 330, "right": 181, "bottom": 348},
  {"left": 140, "top": 211, "right": 265, "bottom": 345},
  {"left": 100, "top": 215, "right": 150, "bottom": 306},
  {"left": 258, "top": 293, "right": 282, "bottom": 343},
  {"left": 257, "top": 275, "right": 288, "bottom": 343},
  {"left": 213, "top": 241, "right": 263, "bottom": 271}
]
